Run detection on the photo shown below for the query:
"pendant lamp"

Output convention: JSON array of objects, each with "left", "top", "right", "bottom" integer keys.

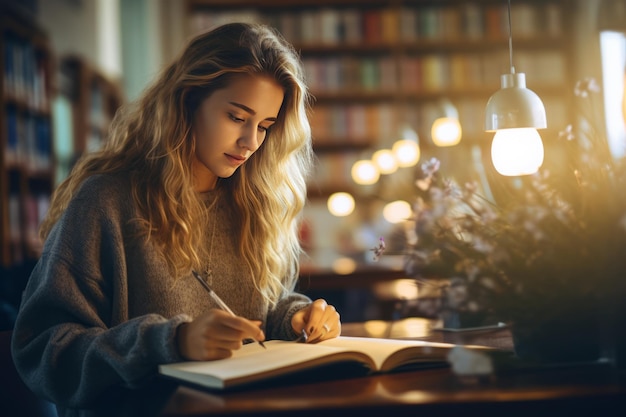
[{"left": 484, "top": 0, "right": 547, "bottom": 176}]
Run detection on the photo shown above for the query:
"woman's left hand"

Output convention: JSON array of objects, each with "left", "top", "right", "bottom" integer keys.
[{"left": 291, "top": 299, "right": 341, "bottom": 343}]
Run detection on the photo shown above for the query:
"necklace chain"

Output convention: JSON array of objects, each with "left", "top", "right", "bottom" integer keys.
[{"left": 204, "top": 199, "right": 218, "bottom": 284}]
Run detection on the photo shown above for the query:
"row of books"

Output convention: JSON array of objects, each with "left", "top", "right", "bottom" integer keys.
[
  {"left": 310, "top": 96, "right": 568, "bottom": 146},
  {"left": 3, "top": 33, "right": 49, "bottom": 112},
  {"left": 89, "top": 81, "right": 113, "bottom": 132},
  {"left": 309, "top": 101, "right": 466, "bottom": 145},
  {"left": 86, "top": 127, "right": 105, "bottom": 154},
  {"left": 7, "top": 191, "right": 49, "bottom": 264},
  {"left": 307, "top": 151, "right": 360, "bottom": 192},
  {"left": 304, "top": 50, "right": 566, "bottom": 95},
  {"left": 310, "top": 103, "right": 397, "bottom": 145},
  {"left": 4, "top": 106, "right": 53, "bottom": 174},
  {"left": 189, "top": 2, "right": 563, "bottom": 45}
]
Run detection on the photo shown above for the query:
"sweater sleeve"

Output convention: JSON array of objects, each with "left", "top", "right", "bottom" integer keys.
[
  {"left": 265, "top": 291, "right": 311, "bottom": 341},
  {"left": 10, "top": 176, "right": 191, "bottom": 408}
]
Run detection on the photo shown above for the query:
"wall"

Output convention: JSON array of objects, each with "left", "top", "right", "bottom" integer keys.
[
  {"left": 36, "top": 0, "right": 186, "bottom": 101},
  {"left": 37, "top": 0, "right": 122, "bottom": 81}
]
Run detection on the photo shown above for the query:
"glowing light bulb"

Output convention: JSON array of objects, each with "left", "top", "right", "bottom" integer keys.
[
  {"left": 371, "top": 149, "right": 398, "bottom": 174},
  {"left": 491, "top": 128, "right": 544, "bottom": 176},
  {"left": 332, "top": 257, "right": 357, "bottom": 275},
  {"left": 431, "top": 117, "right": 462, "bottom": 147},
  {"left": 327, "top": 192, "right": 355, "bottom": 217},
  {"left": 383, "top": 200, "right": 412, "bottom": 224},
  {"left": 351, "top": 159, "right": 380, "bottom": 185},
  {"left": 391, "top": 140, "right": 420, "bottom": 167}
]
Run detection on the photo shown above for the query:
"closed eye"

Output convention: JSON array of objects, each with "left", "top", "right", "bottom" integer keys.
[
  {"left": 229, "top": 111, "right": 273, "bottom": 134},
  {"left": 228, "top": 113, "right": 244, "bottom": 123},
  {"left": 259, "top": 121, "right": 276, "bottom": 133}
]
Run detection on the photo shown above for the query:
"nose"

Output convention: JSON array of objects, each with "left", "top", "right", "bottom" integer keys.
[{"left": 237, "top": 125, "right": 261, "bottom": 152}]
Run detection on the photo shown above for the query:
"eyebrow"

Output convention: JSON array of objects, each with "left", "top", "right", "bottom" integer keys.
[{"left": 229, "top": 101, "right": 278, "bottom": 122}]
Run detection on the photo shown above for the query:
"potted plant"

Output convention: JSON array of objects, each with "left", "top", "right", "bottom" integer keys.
[{"left": 402, "top": 78, "right": 626, "bottom": 364}]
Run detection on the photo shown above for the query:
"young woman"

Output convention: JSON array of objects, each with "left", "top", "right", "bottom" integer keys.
[{"left": 11, "top": 22, "right": 341, "bottom": 415}]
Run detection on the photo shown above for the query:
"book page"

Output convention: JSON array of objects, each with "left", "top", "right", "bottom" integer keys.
[
  {"left": 160, "top": 340, "right": 374, "bottom": 389},
  {"left": 159, "top": 337, "right": 455, "bottom": 389},
  {"left": 318, "top": 337, "right": 453, "bottom": 371}
]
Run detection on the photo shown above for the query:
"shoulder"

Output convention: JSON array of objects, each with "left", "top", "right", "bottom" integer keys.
[
  {"left": 66, "top": 173, "right": 135, "bottom": 221},
  {"left": 75, "top": 173, "right": 132, "bottom": 201},
  {"left": 72, "top": 173, "right": 134, "bottom": 208},
  {"left": 46, "top": 173, "right": 136, "bottom": 253}
]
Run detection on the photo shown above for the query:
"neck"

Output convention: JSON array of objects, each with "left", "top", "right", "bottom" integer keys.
[{"left": 194, "top": 176, "right": 219, "bottom": 193}]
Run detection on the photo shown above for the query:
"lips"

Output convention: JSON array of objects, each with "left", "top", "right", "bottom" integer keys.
[{"left": 225, "top": 153, "right": 247, "bottom": 165}]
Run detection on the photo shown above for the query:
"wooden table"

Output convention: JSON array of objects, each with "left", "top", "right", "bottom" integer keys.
[{"left": 154, "top": 318, "right": 626, "bottom": 417}]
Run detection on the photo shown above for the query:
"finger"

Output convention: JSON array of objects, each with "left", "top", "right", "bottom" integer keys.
[
  {"left": 291, "top": 309, "right": 305, "bottom": 329},
  {"left": 308, "top": 325, "right": 340, "bottom": 343},
  {"left": 202, "top": 336, "right": 243, "bottom": 355},
  {"left": 321, "top": 313, "right": 342, "bottom": 341},
  {"left": 304, "top": 299, "right": 328, "bottom": 337},
  {"left": 179, "top": 319, "right": 240, "bottom": 360},
  {"left": 199, "top": 345, "right": 234, "bottom": 361},
  {"left": 201, "top": 311, "right": 265, "bottom": 348},
  {"left": 235, "top": 318, "right": 265, "bottom": 342},
  {"left": 306, "top": 301, "right": 340, "bottom": 343},
  {"left": 208, "top": 311, "right": 266, "bottom": 342},
  {"left": 308, "top": 305, "right": 341, "bottom": 343}
]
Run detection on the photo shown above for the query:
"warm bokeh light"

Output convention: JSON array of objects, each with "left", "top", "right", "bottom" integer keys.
[
  {"left": 351, "top": 159, "right": 380, "bottom": 185},
  {"left": 327, "top": 192, "right": 355, "bottom": 217},
  {"left": 431, "top": 116, "right": 462, "bottom": 147},
  {"left": 331, "top": 257, "right": 357, "bottom": 275},
  {"left": 391, "top": 140, "right": 420, "bottom": 167},
  {"left": 491, "top": 128, "right": 544, "bottom": 176},
  {"left": 363, "top": 320, "right": 389, "bottom": 337},
  {"left": 371, "top": 149, "right": 398, "bottom": 174},
  {"left": 374, "top": 279, "right": 419, "bottom": 300},
  {"left": 383, "top": 200, "right": 412, "bottom": 224},
  {"left": 363, "top": 317, "right": 433, "bottom": 338}
]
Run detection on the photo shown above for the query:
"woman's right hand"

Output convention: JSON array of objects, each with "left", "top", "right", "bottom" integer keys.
[{"left": 176, "top": 309, "right": 265, "bottom": 360}]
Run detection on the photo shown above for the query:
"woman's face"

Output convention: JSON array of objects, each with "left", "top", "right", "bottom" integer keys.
[{"left": 191, "top": 73, "right": 285, "bottom": 192}]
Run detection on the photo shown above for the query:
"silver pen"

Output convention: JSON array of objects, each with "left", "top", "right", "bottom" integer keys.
[{"left": 192, "top": 270, "right": 266, "bottom": 348}]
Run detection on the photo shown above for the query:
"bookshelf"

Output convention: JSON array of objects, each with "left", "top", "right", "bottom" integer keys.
[
  {"left": 56, "top": 55, "right": 124, "bottom": 182},
  {"left": 0, "top": 5, "right": 54, "bottom": 270},
  {"left": 0, "top": 6, "right": 123, "bottom": 324},
  {"left": 181, "top": 0, "right": 576, "bottom": 278},
  {"left": 184, "top": 0, "right": 574, "bottom": 199}
]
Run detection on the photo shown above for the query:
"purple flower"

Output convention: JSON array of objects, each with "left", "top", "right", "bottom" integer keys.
[
  {"left": 558, "top": 124, "right": 575, "bottom": 141},
  {"left": 370, "top": 237, "right": 386, "bottom": 261},
  {"left": 574, "top": 77, "right": 600, "bottom": 97},
  {"left": 423, "top": 157, "right": 440, "bottom": 174}
]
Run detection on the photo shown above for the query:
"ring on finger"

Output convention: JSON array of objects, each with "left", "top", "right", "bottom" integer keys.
[{"left": 323, "top": 323, "right": 331, "bottom": 333}]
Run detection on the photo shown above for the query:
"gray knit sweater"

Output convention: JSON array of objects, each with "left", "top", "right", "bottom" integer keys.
[{"left": 11, "top": 173, "right": 311, "bottom": 416}]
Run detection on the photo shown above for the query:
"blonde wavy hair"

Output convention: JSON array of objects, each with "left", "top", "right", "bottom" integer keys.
[{"left": 40, "top": 23, "right": 313, "bottom": 306}]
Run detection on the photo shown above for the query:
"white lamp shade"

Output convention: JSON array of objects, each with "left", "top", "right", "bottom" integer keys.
[
  {"left": 485, "top": 73, "right": 547, "bottom": 131},
  {"left": 491, "top": 128, "right": 544, "bottom": 176}
]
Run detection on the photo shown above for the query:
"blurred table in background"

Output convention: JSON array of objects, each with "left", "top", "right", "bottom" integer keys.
[{"left": 341, "top": 317, "right": 514, "bottom": 351}]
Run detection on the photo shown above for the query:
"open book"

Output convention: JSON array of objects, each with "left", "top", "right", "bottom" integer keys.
[{"left": 159, "top": 336, "right": 456, "bottom": 390}]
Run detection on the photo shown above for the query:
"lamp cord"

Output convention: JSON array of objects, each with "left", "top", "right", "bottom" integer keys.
[{"left": 508, "top": 0, "right": 515, "bottom": 74}]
